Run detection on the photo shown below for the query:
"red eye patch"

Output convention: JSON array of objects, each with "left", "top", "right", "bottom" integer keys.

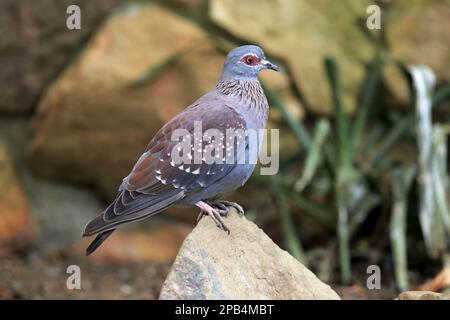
[{"left": 241, "top": 54, "right": 260, "bottom": 66}]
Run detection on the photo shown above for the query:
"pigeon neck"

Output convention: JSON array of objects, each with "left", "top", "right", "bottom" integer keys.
[
  {"left": 219, "top": 70, "right": 258, "bottom": 82},
  {"left": 215, "top": 77, "right": 269, "bottom": 127}
]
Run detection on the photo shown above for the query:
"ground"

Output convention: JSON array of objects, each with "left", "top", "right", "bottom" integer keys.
[
  {"left": 0, "top": 252, "right": 398, "bottom": 300},
  {"left": 0, "top": 252, "right": 168, "bottom": 299}
]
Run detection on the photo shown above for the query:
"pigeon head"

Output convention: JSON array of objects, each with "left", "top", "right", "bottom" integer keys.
[{"left": 221, "top": 45, "right": 279, "bottom": 80}]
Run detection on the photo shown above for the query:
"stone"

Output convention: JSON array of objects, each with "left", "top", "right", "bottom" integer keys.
[
  {"left": 415, "top": 268, "right": 450, "bottom": 292},
  {"left": 210, "top": 0, "right": 373, "bottom": 114},
  {"left": 0, "top": 141, "right": 37, "bottom": 255},
  {"left": 29, "top": 4, "right": 225, "bottom": 200},
  {"left": 77, "top": 221, "right": 191, "bottom": 263},
  {"left": 159, "top": 209, "right": 340, "bottom": 300},
  {"left": 397, "top": 291, "right": 450, "bottom": 300},
  {"left": 0, "top": 116, "right": 104, "bottom": 252},
  {"left": 384, "top": 0, "right": 450, "bottom": 105},
  {"left": 0, "top": 0, "right": 122, "bottom": 113}
]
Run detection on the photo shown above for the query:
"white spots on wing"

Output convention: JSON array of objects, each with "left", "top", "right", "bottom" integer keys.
[
  {"left": 155, "top": 169, "right": 162, "bottom": 174},
  {"left": 156, "top": 175, "right": 167, "bottom": 185},
  {"left": 192, "top": 168, "right": 200, "bottom": 175}
]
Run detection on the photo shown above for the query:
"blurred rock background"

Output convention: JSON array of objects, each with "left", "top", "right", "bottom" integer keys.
[{"left": 0, "top": 0, "right": 449, "bottom": 299}]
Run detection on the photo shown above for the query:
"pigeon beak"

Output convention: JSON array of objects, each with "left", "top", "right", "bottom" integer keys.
[{"left": 261, "top": 59, "right": 280, "bottom": 72}]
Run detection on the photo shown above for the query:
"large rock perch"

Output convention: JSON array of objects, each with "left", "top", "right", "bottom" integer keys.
[{"left": 159, "top": 210, "right": 340, "bottom": 300}]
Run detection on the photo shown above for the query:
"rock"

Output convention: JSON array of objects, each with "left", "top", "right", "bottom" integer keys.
[
  {"left": 0, "top": 0, "right": 122, "bottom": 113},
  {"left": 414, "top": 268, "right": 450, "bottom": 292},
  {"left": 0, "top": 116, "right": 104, "bottom": 252},
  {"left": 0, "top": 141, "right": 37, "bottom": 254},
  {"left": 383, "top": 0, "right": 450, "bottom": 105},
  {"left": 29, "top": 4, "right": 225, "bottom": 200},
  {"left": 77, "top": 221, "right": 191, "bottom": 263},
  {"left": 397, "top": 291, "right": 450, "bottom": 300},
  {"left": 159, "top": 209, "right": 340, "bottom": 300},
  {"left": 210, "top": 0, "right": 373, "bottom": 114}
]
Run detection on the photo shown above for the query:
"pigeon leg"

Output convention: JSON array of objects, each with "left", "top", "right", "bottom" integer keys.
[
  {"left": 209, "top": 200, "right": 245, "bottom": 216},
  {"left": 195, "top": 201, "right": 230, "bottom": 234}
]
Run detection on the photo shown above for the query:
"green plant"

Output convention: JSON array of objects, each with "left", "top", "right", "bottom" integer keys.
[{"left": 262, "top": 52, "right": 450, "bottom": 288}]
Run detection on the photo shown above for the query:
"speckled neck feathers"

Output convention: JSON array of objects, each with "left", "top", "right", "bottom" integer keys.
[{"left": 215, "top": 78, "right": 269, "bottom": 128}]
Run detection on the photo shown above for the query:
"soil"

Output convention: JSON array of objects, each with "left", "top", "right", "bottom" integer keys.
[
  {"left": 0, "top": 252, "right": 170, "bottom": 299},
  {"left": 0, "top": 251, "right": 399, "bottom": 300}
]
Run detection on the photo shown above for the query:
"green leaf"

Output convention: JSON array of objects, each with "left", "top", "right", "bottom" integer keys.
[
  {"left": 348, "top": 187, "right": 381, "bottom": 237},
  {"left": 390, "top": 166, "right": 416, "bottom": 291},
  {"left": 371, "top": 115, "right": 413, "bottom": 168},
  {"left": 271, "top": 176, "right": 307, "bottom": 265},
  {"left": 335, "top": 168, "right": 352, "bottom": 284},
  {"left": 295, "top": 119, "right": 330, "bottom": 192},
  {"left": 432, "top": 84, "right": 450, "bottom": 107},
  {"left": 351, "top": 51, "right": 384, "bottom": 152},
  {"left": 431, "top": 125, "right": 450, "bottom": 234},
  {"left": 371, "top": 66, "right": 448, "bottom": 169},
  {"left": 287, "top": 191, "right": 335, "bottom": 231},
  {"left": 410, "top": 65, "right": 448, "bottom": 258},
  {"left": 325, "top": 58, "right": 351, "bottom": 168}
]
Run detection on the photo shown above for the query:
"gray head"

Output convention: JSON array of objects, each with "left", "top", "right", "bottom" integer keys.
[{"left": 221, "top": 45, "right": 279, "bottom": 80}]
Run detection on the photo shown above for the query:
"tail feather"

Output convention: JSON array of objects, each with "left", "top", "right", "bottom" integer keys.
[
  {"left": 83, "top": 191, "right": 184, "bottom": 255},
  {"left": 85, "top": 229, "right": 115, "bottom": 256}
]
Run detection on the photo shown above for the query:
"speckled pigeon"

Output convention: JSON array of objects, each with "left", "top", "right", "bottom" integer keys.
[{"left": 83, "top": 45, "right": 279, "bottom": 255}]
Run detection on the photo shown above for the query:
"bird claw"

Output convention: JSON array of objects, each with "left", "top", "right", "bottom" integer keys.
[
  {"left": 195, "top": 201, "right": 230, "bottom": 234},
  {"left": 211, "top": 200, "right": 245, "bottom": 217},
  {"left": 211, "top": 202, "right": 229, "bottom": 216}
]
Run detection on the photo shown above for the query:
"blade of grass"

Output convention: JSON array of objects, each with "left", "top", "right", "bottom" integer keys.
[
  {"left": 286, "top": 191, "right": 335, "bottom": 230},
  {"left": 431, "top": 124, "right": 450, "bottom": 233},
  {"left": 371, "top": 115, "right": 413, "bottom": 168},
  {"left": 432, "top": 84, "right": 450, "bottom": 107},
  {"left": 351, "top": 51, "right": 384, "bottom": 151},
  {"left": 335, "top": 169, "right": 351, "bottom": 284},
  {"left": 325, "top": 57, "right": 351, "bottom": 168},
  {"left": 362, "top": 123, "right": 385, "bottom": 157},
  {"left": 411, "top": 65, "right": 446, "bottom": 258},
  {"left": 349, "top": 191, "right": 381, "bottom": 237},
  {"left": 262, "top": 82, "right": 312, "bottom": 150},
  {"left": 271, "top": 176, "right": 307, "bottom": 265},
  {"left": 390, "top": 166, "right": 416, "bottom": 291},
  {"left": 371, "top": 69, "right": 449, "bottom": 168},
  {"left": 295, "top": 119, "right": 330, "bottom": 192},
  {"left": 325, "top": 57, "right": 353, "bottom": 284}
]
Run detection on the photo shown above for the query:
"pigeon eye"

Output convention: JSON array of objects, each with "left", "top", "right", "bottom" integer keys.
[{"left": 241, "top": 55, "right": 259, "bottom": 66}]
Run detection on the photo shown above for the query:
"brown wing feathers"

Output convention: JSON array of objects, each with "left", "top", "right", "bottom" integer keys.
[{"left": 83, "top": 103, "right": 247, "bottom": 254}]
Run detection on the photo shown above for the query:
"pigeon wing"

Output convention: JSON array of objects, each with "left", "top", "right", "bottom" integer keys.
[{"left": 83, "top": 100, "right": 247, "bottom": 236}]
